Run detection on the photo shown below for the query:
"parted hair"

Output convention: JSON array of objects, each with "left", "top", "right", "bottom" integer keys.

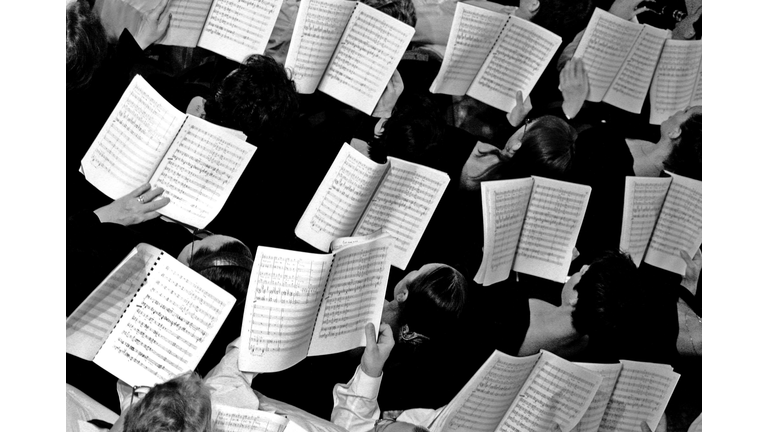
[
  {"left": 399, "top": 265, "right": 467, "bottom": 342},
  {"left": 66, "top": 0, "right": 109, "bottom": 90},
  {"left": 189, "top": 241, "right": 254, "bottom": 300},
  {"left": 123, "top": 372, "right": 212, "bottom": 432},
  {"left": 499, "top": 115, "right": 577, "bottom": 181}
]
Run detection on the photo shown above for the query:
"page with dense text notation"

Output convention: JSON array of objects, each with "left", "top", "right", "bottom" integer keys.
[
  {"left": 82, "top": 75, "right": 187, "bottom": 200},
  {"left": 572, "top": 363, "right": 622, "bottom": 432},
  {"left": 619, "top": 177, "right": 671, "bottom": 266},
  {"left": 318, "top": 3, "right": 415, "bottom": 114},
  {"left": 296, "top": 143, "right": 389, "bottom": 252},
  {"left": 158, "top": 0, "right": 215, "bottom": 47},
  {"left": 308, "top": 235, "right": 392, "bottom": 356},
  {"left": 240, "top": 247, "right": 334, "bottom": 372},
  {"left": 513, "top": 177, "right": 591, "bottom": 283},
  {"left": 211, "top": 404, "right": 289, "bottom": 432},
  {"left": 285, "top": 0, "right": 357, "bottom": 94},
  {"left": 649, "top": 40, "right": 702, "bottom": 125},
  {"left": 197, "top": 0, "right": 284, "bottom": 62},
  {"left": 430, "top": 2, "right": 507, "bottom": 96},
  {"left": 95, "top": 245, "right": 236, "bottom": 387},
  {"left": 468, "top": 16, "right": 561, "bottom": 112},
  {"left": 573, "top": 8, "right": 643, "bottom": 103}
]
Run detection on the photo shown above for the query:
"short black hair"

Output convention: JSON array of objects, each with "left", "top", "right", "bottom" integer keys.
[
  {"left": 400, "top": 265, "right": 467, "bottom": 341},
  {"left": 189, "top": 241, "right": 253, "bottom": 300},
  {"left": 663, "top": 113, "right": 702, "bottom": 181},
  {"left": 204, "top": 55, "right": 300, "bottom": 147},
  {"left": 499, "top": 115, "right": 577, "bottom": 181},
  {"left": 533, "top": 0, "right": 594, "bottom": 40}
]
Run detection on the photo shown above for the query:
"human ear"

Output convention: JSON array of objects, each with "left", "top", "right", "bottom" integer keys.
[
  {"left": 527, "top": 0, "right": 540, "bottom": 17},
  {"left": 396, "top": 287, "right": 409, "bottom": 303},
  {"left": 668, "top": 127, "right": 682, "bottom": 140}
]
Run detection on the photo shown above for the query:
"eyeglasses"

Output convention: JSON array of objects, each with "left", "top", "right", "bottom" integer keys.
[
  {"left": 375, "top": 418, "right": 396, "bottom": 432},
  {"left": 521, "top": 117, "right": 532, "bottom": 142},
  {"left": 188, "top": 228, "right": 215, "bottom": 266}
]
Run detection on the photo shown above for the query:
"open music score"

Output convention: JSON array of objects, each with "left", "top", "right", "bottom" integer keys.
[
  {"left": 285, "top": 0, "right": 357, "bottom": 93},
  {"left": 619, "top": 173, "right": 701, "bottom": 276},
  {"left": 66, "top": 244, "right": 236, "bottom": 388},
  {"left": 597, "top": 361, "right": 680, "bottom": 432},
  {"left": 474, "top": 177, "right": 591, "bottom": 285},
  {"left": 314, "top": 2, "right": 415, "bottom": 115},
  {"left": 572, "top": 364, "right": 622, "bottom": 432},
  {"left": 430, "top": 2, "right": 561, "bottom": 112},
  {"left": 648, "top": 40, "right": 702, "bottom": 125},
  {"left": 82, "top": 75, "right": 255, "bottom": 229},
  {"left": 212, "top": 404, "right": 289, "bottom": 432},
  {"left": 295, "top": 143, "right": 450, "bottom": 270},
  {"left": 240, "top": 235, "right": 392, "bottom": 373},
  {"left": 573, "top": 8, "right": 671, "bottom": 114},
  {"left": 432, "top": 350, "right": 602, "bottom": 432},
  {"left": 147, "top": 0, "right": 282, "bottom": 61}
]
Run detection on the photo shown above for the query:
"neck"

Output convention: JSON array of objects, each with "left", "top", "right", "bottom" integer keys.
[
  {"left": 627, "top": 138, "right": 672, "bottom": 177},
  {"left": 381, "top": 300, "right": 403, "bottom": 336},
  {"left": 519, "top": 300, "right": 588, "bottom": 357}
]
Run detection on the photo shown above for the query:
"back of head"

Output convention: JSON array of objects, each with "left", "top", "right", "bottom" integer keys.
[
  {"left": 360, "top": 0, "right": 417, "bottom": 26},
  {"left": 123, "top": 372, "right": 211, "bottom": 432},
  {"left": 66, "top": 0, "right": 109, "bottom": 90},
  {"left": 533, "top": 0, "right": 594, "bottom": 40},
  {"left": 571, "top": 250, "right": 638, "bottom": 340},
  {"left": 400, "top": 265, "right": 467, "bottom": 343},
  {"left": 204, "top": 54, "right": 300, "bottom": 146},
  {"left": 189, "top": 241, "right": 254, "bottom": 300},
  {"left": 663, "top": 113, "right": 702, "bottom": 181},
  {"left": 500, "top": 115, "right": 576, "bottom": 181},
  {"left": 371, "top": 93, "right": 445, "bottom": 163}
]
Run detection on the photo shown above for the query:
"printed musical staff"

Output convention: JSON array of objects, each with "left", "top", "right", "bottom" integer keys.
[
  {"left": 619, "top": 177, "right": 671, "bottom": 266},
  {"left": 649, "top": 40, "right": 702, "bottom": 124},
  {"left": 573, "top": 363, "right": 622, "bottom": 432},
  {"left": 198, "top": 0, "right": 283, "bottom": 61}
]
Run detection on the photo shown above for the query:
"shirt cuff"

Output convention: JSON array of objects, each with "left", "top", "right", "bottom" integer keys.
[{"left": 350, "top": 365, "right": 382, "bottom": 399}]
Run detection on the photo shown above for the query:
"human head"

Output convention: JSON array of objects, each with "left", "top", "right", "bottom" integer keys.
[
  {"left": 499, "top": 115, "right": 576, "bottom": 180},
  {"left": 204, "top": 54, "right": 300, "bottom": 146},
  {"left": 661, "top": 106, "right": 702, "bottom": 181},
  {"left": 390, "top": 263, "right": 467, "bottom": 344},
  {"left": 123, "top": 372, "right": 211, "bottom": 432},
  {"left": 568, "top": 250, "right": 639, "bottom": 339},
  {"left": 177, "top": 234, "right": 254, "bottom": 300},
  {"left": 66, "top": 0, "right": 109, "bottom": 90},
  {"left": 360, "top": 0, "right": 417, "bottom": 26},
  {"left": 370, "top": 93, "right": 445, "bottom": 163},
  {"left": 530, "top": 0, "right": 594, "bottom": 39}
]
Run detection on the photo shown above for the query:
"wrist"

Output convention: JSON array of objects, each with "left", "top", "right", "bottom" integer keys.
[{"left": 361, "top": 361, "right": 383, "bottom": 378}]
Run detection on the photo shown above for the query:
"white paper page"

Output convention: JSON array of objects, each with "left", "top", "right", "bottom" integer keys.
[
  {"left": 467, "top": 16, "right": 561, "bottom": 112},
  {"left": 158, "top": 0, "right": 216, "bottom": 47},
  {"left": 308, "top": 236, "right": 393, "bottom": 356},
  {"left": 429, "top": 2, "right": 507, "bottom": 96},
  {"left": 690, "top": 63, "right": 702, "bottom": 107},
  {"left": 499, "top": 351, "right": 603, "bottom": 432},
  {"left": 82, "top": 75, "right": 187, "bottom": 200},
  {"left": 66, "top": 247, "right": 153, "bottom": 361},
  {"left": 474, "top": 178, "right": 534, "bottom": 286},
  {"left": 353, "top": 157, "right": 451, "bottom": 269},
  {"left": 513, "top": 177, "right": 591, "bottom": 283},
  {"left": 197, "top": 0, "right": 284, "bottom": 62},
  {"left": 644, "top": 173, "right": 702, "bottom": 275},
  {"left": 648, "top": 40, "right": 702, "bottom": 124},
  {"left": 573, "top": 8, "right": 643, "bottom": 102},
  {"left": 618, "top": 177, "right": 671, "bottom": 267},
  {"left": 212, "top": 404, "right": 289, "bottom": 432},
  {"left": 318, "top": 3, "right": 415, "bottom": 114},
  {"left": 598, "top": 361, "right": 680, "bottom": 432},
  {"left": 95, "top": 248, "right": 236, "bottom": 387},
  {"left": 432, "top": 351, "right": 541, "bottom": 432},
  {"left": 284, "top": 0, "right": 357, "bottom": 94},
  {"left": 149, "top": 115, "right": 256, "bottom": 229},
  {"left": 603, "top": 25, "right": 670, "bottom": 114},
  {"left": 295, "top": 143, "right": 389, "bottom": 252},
  {"left": 239, "top": 247, "right": 334, "bottom": 372},
  {"left": 329, "top": 228, "right": 388, "bottom": 252},
  {"left": 573, "top": 363, "right": 623, "bottom": 432}
]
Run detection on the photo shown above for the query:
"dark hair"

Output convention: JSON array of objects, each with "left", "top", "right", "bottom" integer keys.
[
  {"left": 570, "top": 250, "right": 639, "bottom": 338},
  {"left": 66, "top": 0, "right": 109, "bottom": 90},
  {"left": 189, "top": 241, "right": 254, "bottom": 300},
  {"left": 370, "top": 94, "right": 445, "bottom": 163},
  {"left": 360, "top": 0, "right": 417, "bottom": 27},
  {"left": 533, "top": 0, "right": 594, "bottom": 40},
  {"left": 499, "top": 115, "right": 577, "bottom": 181},
  {"left": 663, "top": 113, "right": 702, "bottom": 181},
  {"left": 399, "top": 265, "right": 467, "bottom": 342},
  {"left": 123, "top": 372, "right": 211, "bottom": 432},
  {"left": 204, "top": 55, "right": 300, "bottom": 146}
]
